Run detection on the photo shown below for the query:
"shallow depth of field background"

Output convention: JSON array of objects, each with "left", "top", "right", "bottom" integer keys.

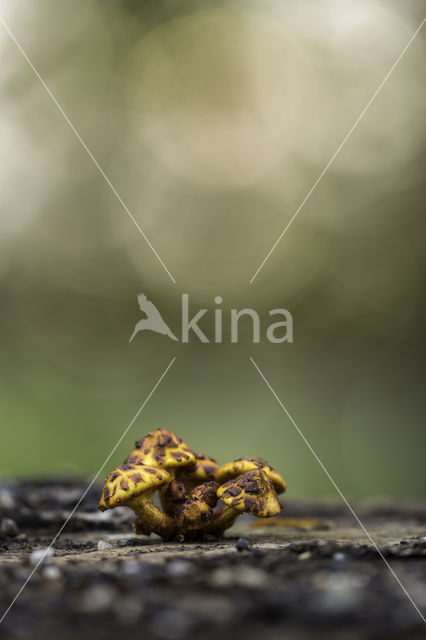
[{"left": 0, "top": 0, "right": 425, "bottom": 499}]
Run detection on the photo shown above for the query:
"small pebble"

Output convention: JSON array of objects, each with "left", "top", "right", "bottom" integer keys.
[
  {"left": 1, "top": 518, "right": 19, "bottom": 537},
  {"left": 113, "top": 597, "right": 144, "bottom": 624},
  {"left": 167, "top": 559, "right": 194, "bottom": 578},
  {"left": 235, "top": 566, "right": 267, "bottom": 589},
  {"left": 78, "top": 583, "right": 116, "bottom": 613},
  {"left": 236, "top": 537, "right": 252, "bottom": 552},
  {"left": 153, "top": 607, "right": 192, "bottom": 640},
  {"left": 209, "top": 567, "right": 235, "bottom": 588},
  {"left": 332, "top": 552, "right": 346, "bottom": 562},
  {"left": 12, "top": 566, "right": 31, "bottom": 581},
  {"left": 298, "top": 551, "right": 311, "bottom": 561},
  {"left": 42, "top": 565, "right": 61, "bottom": 581},
  {"left": 0, "top": 489, "right": 15, "bottom": 510},
  {"left": 29, "top": 548, "right": 55, "bottom": 567},
  {"left": 97, "top": 539, "right": 113, "bottom": 551},
  {"left": 121, "top": 559, "right": 141, "bottom": 576},
  {"left": 315, "top": 574, "right": 362, "bottom": 613}
]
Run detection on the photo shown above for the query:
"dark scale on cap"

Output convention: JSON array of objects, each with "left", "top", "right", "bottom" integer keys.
[
  {"left": 111, "top": 472, "right": 119, "bottom": 481},
  {"left": 144, "top": 468, "right": 158, "bottom": 475},
  {"left": 174, "top": 451, "right": 192, "bottom": 461},
  {"left": 203, "top": 465, "right": 216, "bottom": 476},
  {"left": 225, "top": 486, "right": 241, "bottom": 497},
  {"left": 236, "top": 456, "right": 265, "bottom": 465},
  {"left": 243, "top": 482, "right": 261, "bottom": 495},
  {"left": 131, "top": 474, "right": 143, "bottom": 484},
  {"left": 120, "top": 480, "right": 129, "bottom": 491},
  {"left": 244, "top": 496, "right": 257, "bottom": 510}
]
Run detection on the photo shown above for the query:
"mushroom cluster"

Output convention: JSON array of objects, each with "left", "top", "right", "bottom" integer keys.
[{"left": 98, "top": 430, "right": 286, "bottom": 542}]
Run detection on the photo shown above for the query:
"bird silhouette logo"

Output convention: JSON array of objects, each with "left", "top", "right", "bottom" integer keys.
[{"left": 129, "top": 294, "right": 179, "bottom": 343}]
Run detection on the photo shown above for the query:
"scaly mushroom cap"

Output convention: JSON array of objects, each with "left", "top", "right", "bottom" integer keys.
[
  {"left": 217, "top": 469, "right": 281, "bottom": 517},
  {"left": 177, "top": 452, "right": 219, "bottom": 484},
  {"left": 124, "top": 429, "right": 196, "bottom": 470},
  {"left": 176, "top": 498, "right": 214, "bottom": 533},
  {"left": 98, "top": 463, "right": 170, "bottom": 511},
  {"left": 191, "top": 481, "right": 219, "bottom": 508},
  {"left": 216, "top": 456, "right": 286, "bottom": 494}
]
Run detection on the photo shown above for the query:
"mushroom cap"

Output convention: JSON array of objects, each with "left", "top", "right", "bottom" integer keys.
[
  {"left": 177, "top": 452, "right": 219, "bottom": 483},
  {"left": 98, "top": 463, "right": 170, "bottom": 511},
  {"left": 176, "top": 498, "right": 213, "bottom": 532},
  {"left": 191, "top": 480, "right": 219, "bottom": 508},
  {"left": 216, "top": 456, "right": 286, "bottom": 494},
  {"left": 124, "top": 429, "right": 196, "bottom": 469},
  {"left": 217, "top": 468, "right": 281, "bottom": 517}
]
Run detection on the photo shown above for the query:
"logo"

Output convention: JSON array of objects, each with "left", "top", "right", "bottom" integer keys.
[
  {"left": 130, "top": 293, "right": 293, "bottom": 343},
  {"left": 129, "top": 294, "right": 179, "bottom": 342}
]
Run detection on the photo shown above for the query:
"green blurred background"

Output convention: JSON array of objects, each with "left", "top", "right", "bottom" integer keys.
[{"left": 0, "top": 0, "right": 425, "bottom": 499}]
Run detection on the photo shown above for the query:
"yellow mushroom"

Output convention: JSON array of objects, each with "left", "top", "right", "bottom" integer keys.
[
  {"left": 124, "top": 429, "right": 197, "bottom": 517},
  {"left": 206, "top": 468, "right": 281, "bottom": 536},
  {"left": 98, "top": 463, "right": 176, "bottom": 541},
  {"left": 175, "top": 482, "right": 219, "bottom": 541},
  {"left": 101, "top": 430, "right": 287, "bottom": 542},
  {"left": 125, "top": 429, "right": 196, "bottom": 469},
  {"left": 216, "top": 456, "right": 286, "bottom": 494},
  {"left": 175, "top": 499, "right": 213, "bottom": 541}
]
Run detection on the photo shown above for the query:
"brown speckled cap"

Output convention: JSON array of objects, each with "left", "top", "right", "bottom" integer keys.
[
  {"left": 191, "top": 480, "right": 219, "bottom": 508},
  {"left": 176, "top": 497, "right": 214, "bottom": 533},
  {"left": 216, "top": 456, "right": 286, "bottom": 494},
  {"left": 217, "top": 468, "right": 281, "bottom": 518},
  {"left": 124, "top": 429, "right": 196, "bottom": 469},
  {"left": 98, "top": 463, "right": 170, "bottom": 511},
  {"left": 177, "top": 452, "right": 219, "bottom": 483}
]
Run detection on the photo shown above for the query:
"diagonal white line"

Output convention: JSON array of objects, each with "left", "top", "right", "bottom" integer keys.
[
  {"left": 0, "top": 14, "right": 176, "bottom": 285},
  {"left": 249, "top": 356, "right": 426, "bottom": 623},
  {"left": 249, "top": 18, "right": 425, "bottom": 284},
  {"left": 0, "top": 356, "right": 176, "bottom": 625}
]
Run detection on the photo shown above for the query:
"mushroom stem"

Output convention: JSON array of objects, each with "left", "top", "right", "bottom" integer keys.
[
  {"left": 129, "top": 497, "right": 176, "bottom": 541},
  {"left": 204, "top": 505, "right": 240, "bottom": 536},
  {"left": 132, "top": 517, "right": 151, "bottom": 536}
]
